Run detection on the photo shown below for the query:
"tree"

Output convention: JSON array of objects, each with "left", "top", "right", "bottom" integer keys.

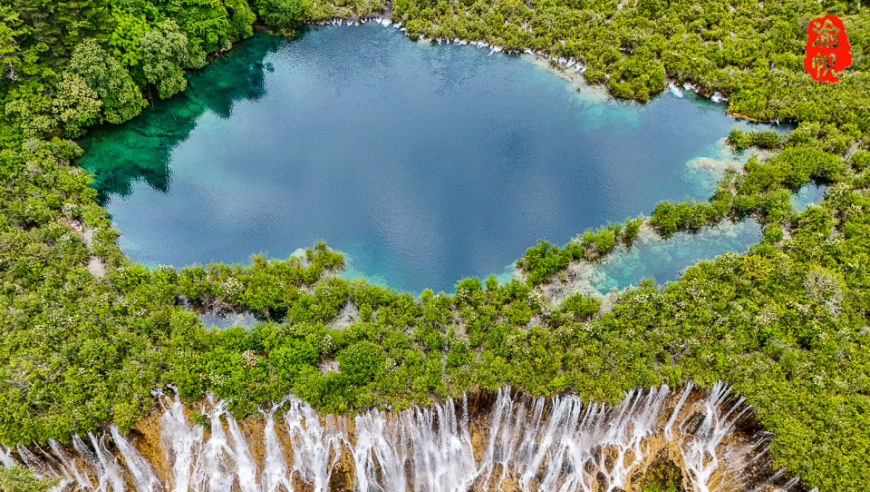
[
  {"left": 4, "top": 83, "right": 56, "bottom": 137},
  {"left": 52, "top": 71, "right": 102, "bottom": 137},
  {"left": 636, "top": 0, "right": 664, "bottom": 19},
  {"left": 225, "top": 0, "right": 257, "bottom": 41},
  {"left": 0, "top": 6, "right": 31, "bottom": 81},
  {"left": 256, "top": 0, "right": 312, "bottom": 36},
  {"left": 68, "top": 38, "right": 145, "bottom": 124},
  {"left": 9, "top": 0, "right": 113, "bottom": 67},
  {"left": 0, "top": 465, "right": 59, "bottom": 492},
  {"left": 164, "top": 0, "right": 233, "bottom": 53},
  {"left": 5, "top": 70, "right": 101, "bottom": 139},
  {"left": 141, "top": 20, "right": 205, "bottom": 100},
  {"left": 107, "top": 10, "right": 150, "bottom": 68}
]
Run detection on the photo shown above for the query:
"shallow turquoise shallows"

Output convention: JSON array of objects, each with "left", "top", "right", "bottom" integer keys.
[{"left": 80, "top": 25, "right": 776, "bottom": 293}]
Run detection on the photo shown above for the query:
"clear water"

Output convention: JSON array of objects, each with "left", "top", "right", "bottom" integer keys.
[
  {"left": 197, "top": 311, "right": 259, "bottom": 329},
  {"left": 591, "top": 220, "right": 762, "bottom": 294},
  {"left": 792, "top": 181, "right": 827, "bottom": 212},
  {"left": 80, "top": 25, "right": 774, "bottom": 294}
]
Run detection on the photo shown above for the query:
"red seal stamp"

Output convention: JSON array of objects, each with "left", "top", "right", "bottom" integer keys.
[{"left": 803, "top": 15, "right": 852, "bottom": 82}]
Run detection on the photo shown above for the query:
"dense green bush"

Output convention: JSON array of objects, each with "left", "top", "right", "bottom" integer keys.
[
  {"left": 559, "top": 293, "right": 601, "bottom": 320},
  {"left": 624, "top": 217, "right": 643, "bottom": 243},
  {"left": 256, "top": 0, "right": 312, "bottom": 36},
  {"left": 140, "top": 21, "right": 206, "bottom": 99},
  {"left": 851, "top": 150, "right": 870, "bottom": 170},
  {"left": 0, "top": 466, "right": 58, "bottom": 492},
  {"left": 650, "top": 200, "right": 721, "bottom": 235},
  {"left": 516, "top": 240, "right": 584, "bottom": 284},
  {"left": 728, "top": 128, "right": 782, "bottom": 149}
]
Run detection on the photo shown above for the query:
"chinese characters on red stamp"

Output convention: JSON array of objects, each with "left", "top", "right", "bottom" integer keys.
[{"left": 804, "top": 15, "right": 852, "bottom": 83}]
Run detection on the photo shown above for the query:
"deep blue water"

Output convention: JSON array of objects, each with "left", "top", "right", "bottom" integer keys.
[{"left": 81, "top": 25, "right": 773, "bottom": 294}]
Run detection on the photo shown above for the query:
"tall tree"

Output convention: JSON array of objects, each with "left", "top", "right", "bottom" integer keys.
[
  {"left": 52, "top": 71, "right": 102, "bottom": 136},
  {"left": 163, "top": 0, "right": 232, "bottom": 53},
  {"left": 5, "top": 71, "right": 102, "bottom": 138},
  {"left": 256, "top": 0, "right": 311, "bottom": 36},
  {"left": 68, "top": 38, "right": 145, "bottom": 123},
  {"left": 0, "top": 6, "right": 32, "bottom": 82},
  {"left": 10, "top": 0, "right": 114, "bottom": 66},
  {"left": 141, "top": 20, "right": 205, "bottom": 99}
]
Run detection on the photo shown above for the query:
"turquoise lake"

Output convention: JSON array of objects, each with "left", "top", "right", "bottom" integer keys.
[{"left": 80, "top": 24, "right": 780, "bottom": 294}]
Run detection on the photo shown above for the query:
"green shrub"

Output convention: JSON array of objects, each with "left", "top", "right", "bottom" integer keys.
[
  {"left": 560, "top": 293, "right": 601, "bottom": 320},
  {"left": 763, "top": 226, "right": 784, "bottom": 244},
  {"left": 517, "top": 240, "right": 583, "bottom": 284},
  {"left": 256, "top": 0, "right": 312, "bottom": 36},
  {"left": 624, "top": 217, "right": 643, "bottom": 244},
  {"left": 0, "top": 466, "right": 59, "bottom": 492},
  {"left": 730, "top": 128, "right": 781, "bottom": 149},
  {"left": 850, "top": 150, "right": 870, "bottom": 170}
]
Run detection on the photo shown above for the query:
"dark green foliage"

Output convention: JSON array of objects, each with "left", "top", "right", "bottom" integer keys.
[
  {"left": 381, "top": 0, "right": 870, "bottom": 126},
  {"left": 68, "top": 39, "right": 147, "bottom": 124},
  {"left": 763, "top": 225, "right": 784, "bottom": 244},
  {"left": 650, "top": 200, "right": 720, "bottom": 236},
  {"left": 518, "top": 218, "right": 647, "bottom": 283},
  {"left": 140, "top": 20, "right": 205, "bottom": 99},
  {"left": 559, "top": 293, "right": 601, "bottom": 320},
  {"left": 850, "top": 150, "right": 870, "bottom": 170},
  {"left": 337, "top": 341, "right": 386, "bottom": 384},
  {"left": 255, "top": 0, "right": 311, "bottom": 36},
  {"left": 583, "top": 225, "right": 619, "bottom": 255},
  {"left": 4, "top": 0, "right": 114, "bottom": 69},
  {"left": 624, "top": 216, "right": 643, "bottom": 243},
  {"left": 728, "top": 128, "right": 781, "bottom": 149},
  {"left": 516, "top": 240, "right": 583, "bottom": 284}
]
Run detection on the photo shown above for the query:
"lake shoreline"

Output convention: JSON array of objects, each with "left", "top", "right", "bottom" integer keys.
[
  {"left": 302, "top": 14, "right": 770, "bottom": 121},
  {"left": 84, "top": 24, "right": 773, "bottom": 295}
]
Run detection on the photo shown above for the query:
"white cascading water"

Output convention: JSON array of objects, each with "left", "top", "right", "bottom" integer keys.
[
  {"left": 477, "top": 385, "right": 669, "bottom": 492},
  {"left": 49, "top": 438, "right": 91, "bottom": 488},
  {"left": 157, "top": 388, "right": 204, "bottom": 492},
  {"left": 354, "top": 396, "right": 478, "bottom": 492},
  {"left": 87, "top": 432, "right": 127, "bottom": 492},
  {"left": 682, "top": 382, "right": 739, "bottom": 492},
  {"left": 261, "top": 404, "right": 292, "bottom": 492},
  {"left": 282, "top": 397, "right": 346, "bottom": 492},
  {"left": 680, "top": 382, "right": 767, "bottom": 492},
  {"left": 110, "top": 425, "right": 162, "bottom": 492},
  {"left": 1, "top": 446, "right": 16, "bottom": 467},
  {"left": 0, "top": 383, "right": 804, "bottom": 492}
]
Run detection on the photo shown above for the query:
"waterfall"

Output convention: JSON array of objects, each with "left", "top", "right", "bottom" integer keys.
[
  {"left": 1, "top": 446, "right": 17, "bottom": 467},
  {"left": 260, "top": 405, "right": 291, "bottom": 492},
  {"left": 196, "top": 397, "right": 255, "bottom": 492},
  {"left": 48, "top": 439, "right": 91, "bottom": 488},
  {"left": 353, "top": 396, "right": 478, "bottom": 492},
  {"left": 477, "top": 385, "right": 670, "bottom": 492},
  {"left": 0, "top": 384, "right": 804, "bottom": 492},
  {"left": 88, "top": 432, "right": 128, "bottom": 492},
  {"left": 680, "top": 382, "right": 754, "bottom": 492},
  {"left": 664, "top": 379, "right": 693, "bottom": 441},
  {"left": 158, "top": 390, "right": 204, "bottom": 492},
  {"left": 283, "top": 396, "right": 346, "bottom": 492},
  {"left": 110, "top": 426, "right": 162, "bottom": 492}
]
